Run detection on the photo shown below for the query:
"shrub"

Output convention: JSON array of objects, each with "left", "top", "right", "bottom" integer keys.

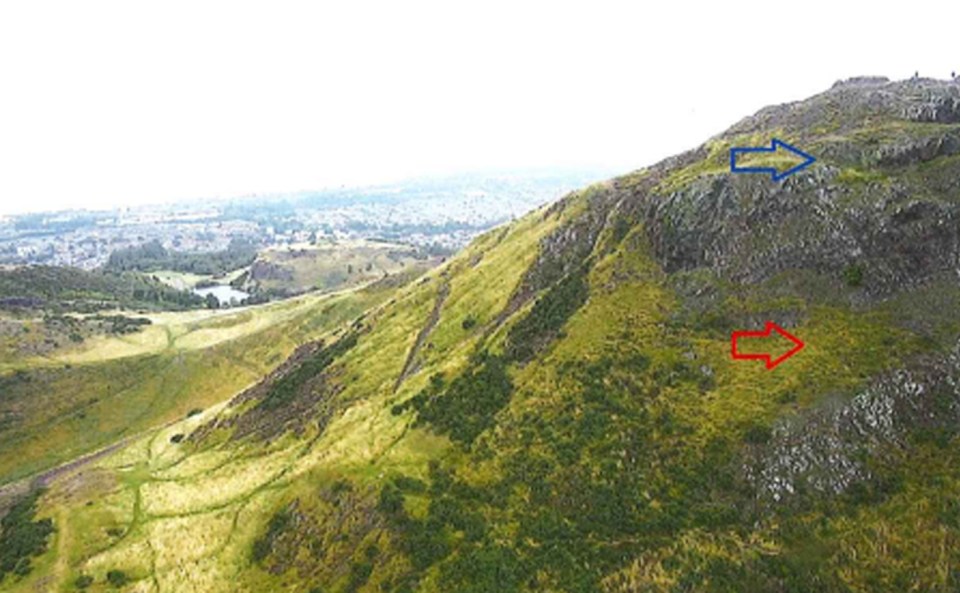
[
  {"left": 505, "top": 268, "right": 588, "bottom": 363},
  {"left": 843, "top": 264, "right": 864, "bottom": 287},
  {"left": 378, "top": 484, "right": 405, "bottom": 515},
  {"left": 0, "top": 491, "right": 55, "bottom": 581},
  {"left": 74, "top": 574, "right": 94, "bottom": 589},
  {"left": 106, "top": 569, "right": 128, "bottom": 587},
  {"left": 251, "top": 507, "right": 293, "bottom": 564},
  {"left": 743, "top": 423, "right": 773, "bottom": 445},
  {"left": 251, "top": 538, "right": 271, "bottom": 564},
  {"left": 393, "top": 475, "right": 427, "bottom": 493},
  {"left": 345, "top": 560, "right": 373, "bottom": 592},
  {"left": 777, "top": 391, "right": 798, "bottom": 404},
  {"left": 407, "top": 355, "right": 513, "bottom": 445},
  {"left": 439, "top": 543, "right": 522, "bottom": 592}
]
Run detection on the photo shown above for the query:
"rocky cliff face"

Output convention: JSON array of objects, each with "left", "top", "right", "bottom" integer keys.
[
  {"left": 545, "top": 79, "right": 960, "bottom": 301},
  {"left": 747, "top": 341, "right": 960, "bottom": 503}
]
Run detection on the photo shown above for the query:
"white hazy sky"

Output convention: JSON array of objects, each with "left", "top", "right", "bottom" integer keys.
[{"left": 0, "top": 1, "right": 957, "bottom": 215}]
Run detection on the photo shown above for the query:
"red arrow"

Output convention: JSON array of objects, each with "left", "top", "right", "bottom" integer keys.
[{"left": 731, "top": 321, "right": 805, "bottom": 370}]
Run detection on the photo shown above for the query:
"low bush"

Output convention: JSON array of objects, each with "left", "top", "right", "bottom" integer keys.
[
  {"left": 106, "top": 569, "right": 128, "bottom": 587},
  {"left": 74, "top": 574, "right": 93, "bottom": 589},
  {"left": 0, "top": 491, "right": 54, "bottom": 582}
]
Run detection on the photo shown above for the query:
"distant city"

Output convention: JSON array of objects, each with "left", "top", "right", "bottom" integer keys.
[{"left": 0, "top": 169, "right": 614, "bottom": 270}]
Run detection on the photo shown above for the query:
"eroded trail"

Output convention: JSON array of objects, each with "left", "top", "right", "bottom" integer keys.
[
  {"left": 393, "top": 274, "right": 449, "bottom": 392},
  {"left": 0, "top": 436, "right": 133, "bottom": 502}
]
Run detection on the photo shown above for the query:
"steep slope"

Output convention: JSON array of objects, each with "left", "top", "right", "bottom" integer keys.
[{"left": 4, "top": 77, "right": 960, "bottom": 593}]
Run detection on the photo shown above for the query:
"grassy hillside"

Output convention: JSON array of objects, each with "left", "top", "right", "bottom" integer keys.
[
  {"left": 235, "top": 239, "right": 437, "bottom": 298},
  {"left": 0, "top": 277, "right": 413, "bottom": 486},
  {"left": 3, "top": 78, "right": 960, "bottom": 592}
]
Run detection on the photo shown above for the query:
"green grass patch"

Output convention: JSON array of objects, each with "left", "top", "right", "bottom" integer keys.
[{"left": 835, "top": 167, "right": 887, "bottom": 185}]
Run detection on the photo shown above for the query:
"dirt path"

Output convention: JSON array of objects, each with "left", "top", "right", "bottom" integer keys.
[
  {"left": 36, "top": 438, "right": 135, "bottom": 489},
  {"left": 393, "top": 275, "right": 449, "bottom": 392},
  {"left": 0, "top": 420, "right": 168, "bottom": 505},
  {"left": 50, "top": 506, "right": 72, "bottom": 589}
]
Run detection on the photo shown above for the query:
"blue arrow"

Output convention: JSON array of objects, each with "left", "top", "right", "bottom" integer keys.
[{"left": 729, "top": 138, "right": 816, "bottom": 181}]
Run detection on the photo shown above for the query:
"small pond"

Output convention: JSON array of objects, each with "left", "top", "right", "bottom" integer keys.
[{"left": 193, "top": 285, "right": 250, "bottom": 304}]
